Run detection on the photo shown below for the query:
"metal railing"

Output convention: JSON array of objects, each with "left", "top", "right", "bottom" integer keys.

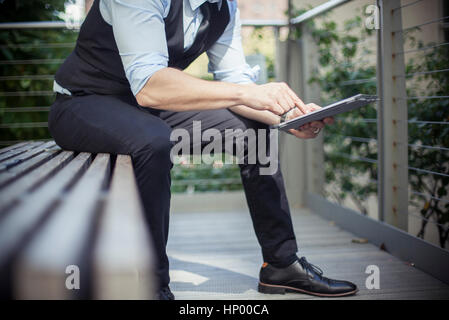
[{"left": 279, "top": 0, "right": 449, "bottom": 284}]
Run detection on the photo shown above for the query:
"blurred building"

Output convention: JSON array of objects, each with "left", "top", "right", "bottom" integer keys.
[{"left": 238, "top": 0, "right": 287, "bottom": 20}]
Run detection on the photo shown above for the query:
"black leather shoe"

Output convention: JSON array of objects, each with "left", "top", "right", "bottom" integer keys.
[
  {"left": 258, "top": 257, "right": 358, "bottom": 297},
  {"left": 155, "top": 286, "right": 175, "bottom": 300}
]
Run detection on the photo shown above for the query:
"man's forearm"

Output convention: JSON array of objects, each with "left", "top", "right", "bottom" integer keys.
[
  {"left": 136, "top": 67, "right": 247, "bottom": 111},
  {"left": 229, "top": 105, "right": 280, "bottom": 126}
]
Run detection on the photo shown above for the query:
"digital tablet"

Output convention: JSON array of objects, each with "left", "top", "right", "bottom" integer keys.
[{"left": 272, "top": 94, "right": 378, "bottom": 131}]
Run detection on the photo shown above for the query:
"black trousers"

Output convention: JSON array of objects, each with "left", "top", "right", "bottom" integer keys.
[{"left": 48, "top": 93, "right": 298, "bottom": 289}]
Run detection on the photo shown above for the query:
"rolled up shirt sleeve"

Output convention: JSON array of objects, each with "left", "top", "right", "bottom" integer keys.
[
  {"left": 206, "top": 0, "right": 259, "bottom": 84},
  {"left": 101, "top": 0, "right": 170, "bottom": 96}
]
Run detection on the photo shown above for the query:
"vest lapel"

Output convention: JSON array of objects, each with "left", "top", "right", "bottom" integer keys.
[
  {"left": 165, "top": 0, "right": 185, "bottom": 66},
  {"left": 165, "top": 0, "right": 230, "bottom": 70}
]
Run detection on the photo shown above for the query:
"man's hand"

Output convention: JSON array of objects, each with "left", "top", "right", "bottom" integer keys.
[
  {"left": 242, "top": 82, "right": 311, "bottom": 115},
  {"left": 285, "top": 103, "right": 334, "bottom": 139}
]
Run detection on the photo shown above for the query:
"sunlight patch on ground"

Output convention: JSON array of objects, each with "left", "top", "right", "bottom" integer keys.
[{"left": 170, "top": 270, "right": 209, "bottom": 286}]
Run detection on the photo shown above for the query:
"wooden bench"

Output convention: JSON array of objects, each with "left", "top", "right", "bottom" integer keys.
[{"left": 0, "top": 141, "right": 155, "bottom": 299}]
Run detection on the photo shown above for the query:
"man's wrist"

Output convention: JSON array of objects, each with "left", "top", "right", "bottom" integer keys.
[{"left": 234, "top": 84, "right": 247, "bottom": 106}]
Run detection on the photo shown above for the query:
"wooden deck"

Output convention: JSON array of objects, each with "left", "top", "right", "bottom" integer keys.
[{"left": 167, "top": 208, "right": 449, "bottom": 300}]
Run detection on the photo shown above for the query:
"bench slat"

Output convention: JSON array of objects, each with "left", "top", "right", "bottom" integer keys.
[
  {"left": 0, "top": 151, "right": 75, "bottom": 214},
  {"left": 0, "top": 153, "right": 93, "bottom": 271},
  {"left": 0, "top": 142, "right": 30, "bottom": 156},
  {"left": 0, "top": 144, "right": 61, "bottom": 189},
  {"left": 0, "top": 141, "right": 43, "bottom": 163},
  {"left": 0, "top": 141, "right": 56, "bottom": 174},
  {"left": 13, "top": 154, "right": 110, "bottom": 299},
  {"left": 93, "top": 155, "right": 155, "bottom": 299}
]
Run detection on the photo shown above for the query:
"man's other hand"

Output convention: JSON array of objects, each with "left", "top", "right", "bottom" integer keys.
[
  {"left": 242, "top": 82, "right": 309, "bottom": 116},
  {"left": 285, "top": 103, "right": 334, "bottom": 139}
]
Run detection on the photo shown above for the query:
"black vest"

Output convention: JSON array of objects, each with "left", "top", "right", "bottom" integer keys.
[{"left": 55, "top": 0, "right": 230, "bottom": 96}]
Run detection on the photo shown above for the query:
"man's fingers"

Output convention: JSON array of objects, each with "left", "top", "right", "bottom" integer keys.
[
  {"left": 299, "top": 121, "right": 323, "bottom": 131},
  {"left": 284, "top": 86, "right": 307, "bottom": 115},
  {"left": 289, "top": 128, "right": 317, "bottom": 139},
  {"left": 323, "top": 117, "right": 334, "bottom": 125},
  {"left": 309, "top": 121, "right": 325, "bottom": 129},
  {"left": 285, "top": 107, "right": 303, "bottom": 121},
  {"left": 278, "top": 94, "right": 294, "bottom": 113},
  {"left": 307, "top": 103, "right": 321, "bottom": 111},
  {"left": 269, "top": 103, "right": 284, "bottom": 115}
]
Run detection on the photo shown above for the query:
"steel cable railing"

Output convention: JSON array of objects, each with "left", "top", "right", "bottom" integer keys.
[
  {"left": 288, "top": 0, "right": 448, "bottom": 250},
  {"left": 394, "top": 15, "right": 449, "bottom": 34},
  {"left": 391, "top": 0, "right": 425, "bottom": 12},
  {"left": 387, "top": 0, "right": 449, "bottom": 247}
]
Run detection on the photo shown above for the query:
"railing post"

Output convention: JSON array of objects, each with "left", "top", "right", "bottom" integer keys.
[
  {"left": 275, "top": 0, "right": 306, "bottom": 208},
  {"left": 276, "top": 22, "right": 324, "bottom": 208},
  {"left": 377, "top": 0, "right": 409, "bottom": 231},
  {"left": 277, "top": 38, "right": 307, "bottom": 208},
  {"left": 299, "top": 24, "right": 325, "bottom": 196}
]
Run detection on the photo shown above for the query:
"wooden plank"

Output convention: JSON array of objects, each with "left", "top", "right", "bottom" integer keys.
[
  {"left": 0, "top": 153, "right": 93, "bottom": 280},
  {"left": 0, "top": 141, "right": 29, "bottom": 155},
  {"left": 0, "top": 144, "right": 61, "bottom": 188},
  {"left": 13, "top": 154, "right": 110, "bottom": 299},
  {"left": 0, "top": 141, "right": 56, "bottom": 174},
  {"left": 0, "top": 151, "right": 75, "bottom": 214},
  {"left": 0, "top": 141, "right": 43, "bottom": 163},
  {"left": 93, "top": 155, "right": 155, "bottom": 299}
]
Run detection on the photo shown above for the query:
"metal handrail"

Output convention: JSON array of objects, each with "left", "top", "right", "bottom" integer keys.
[
  {"left": 290, "top": 0, "right": 351, "bottom": 25},
  {"left": 0, "top": 21, "right": 81, "bottom": 29},
  {"left": 0, "top": 0, "right": 352, "bottom": 31},
  {"left": 0, "top": 19, "right": 289, "bottom": 29},
  {"left": 241, "top": 19, "right": 287, "bottom": 27}
]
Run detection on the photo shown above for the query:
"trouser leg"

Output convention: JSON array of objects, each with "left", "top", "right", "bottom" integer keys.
[
  {"left": 48, "top": 94, "right": 173, "bottom": 288},
  {"left": 158, "top": 108, "right": 298, "bottom": 267},
  {"left": 236, "top": 120, "right": 298, "bottom": 267}
]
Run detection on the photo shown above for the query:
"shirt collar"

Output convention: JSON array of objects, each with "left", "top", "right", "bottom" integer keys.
[{"left": 189, "top": 0, "right": 223, "bottom": 11}]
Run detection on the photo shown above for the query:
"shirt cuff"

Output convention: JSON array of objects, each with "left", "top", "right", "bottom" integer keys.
[
  {"left": 210, "top": 64, "right": 260, "bottom": 84},
  {"left": 122, "top": 52, "right": 168, "bottom": 96}
]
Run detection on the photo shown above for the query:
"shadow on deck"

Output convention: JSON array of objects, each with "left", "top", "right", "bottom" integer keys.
[{"left": 167, "top": 208, "right": 449, "bottom": 300}]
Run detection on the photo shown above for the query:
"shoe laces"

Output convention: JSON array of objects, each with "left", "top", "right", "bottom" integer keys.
[{"left": 299, "top": 257, "right": 323, "bottom": 278}]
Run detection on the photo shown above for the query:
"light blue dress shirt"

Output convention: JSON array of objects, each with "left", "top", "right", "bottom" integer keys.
[{"left": 54, "top": 0, "right": 259, "bottom": 96}]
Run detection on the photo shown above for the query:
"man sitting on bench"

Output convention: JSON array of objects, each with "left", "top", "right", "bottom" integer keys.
[{"left": 48, "top": 0, "right": 357, "bottom": 299}]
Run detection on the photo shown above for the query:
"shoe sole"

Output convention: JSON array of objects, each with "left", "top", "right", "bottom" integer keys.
[{"left": 258, "top": 281, "right": 358, "bottom": 297}]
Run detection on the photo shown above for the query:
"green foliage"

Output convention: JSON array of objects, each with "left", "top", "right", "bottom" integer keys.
[
  {"left": 407, "top": 43, "right": 449, "bottom": 248},
  {"left": 290, "top": 7, "right": 448, "bottom": 247},
  {"left": 0, "top": 0, "right": 77, "bottom": 143},
  {"left": 293, "top": 10, "right": 378, "bottom": 215},
  {"left": 170, "top": 154, "right": 242, "bottom": 193}
]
